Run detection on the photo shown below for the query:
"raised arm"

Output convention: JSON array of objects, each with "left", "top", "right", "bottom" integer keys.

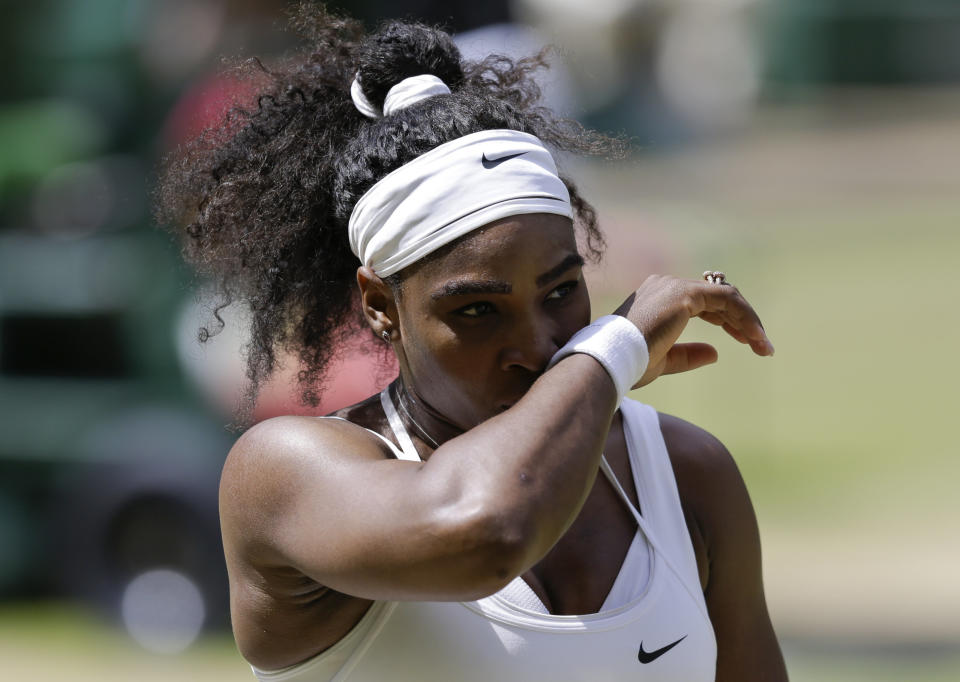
[
  {"left": 221, "top": 350, "right": 619, "bottom": 602},
  {"left": 220, "top": 275, "right": 774, "bottom": 604}
]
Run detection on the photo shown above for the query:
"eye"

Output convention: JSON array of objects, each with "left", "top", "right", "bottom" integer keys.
[
  {"left": 545, "top": 280, "right": 580, "bottom": 301},
  {"left": 456, "top": 301, "right": 496, "bottom": 318}
]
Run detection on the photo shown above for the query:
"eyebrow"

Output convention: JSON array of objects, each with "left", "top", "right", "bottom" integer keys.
[
  {"left": 535, "top": 253, "right": 585, "bottom": 287},
  {"left": 431, "top": 279, "right": 512, "bottom": 300},
  {"left": 429, "top": 253, "right": 585, "bottom": 301}
]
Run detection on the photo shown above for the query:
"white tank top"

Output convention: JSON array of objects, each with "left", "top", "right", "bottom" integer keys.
[{"left": 252, "top": 394, "right": 717, "bottom": 682}]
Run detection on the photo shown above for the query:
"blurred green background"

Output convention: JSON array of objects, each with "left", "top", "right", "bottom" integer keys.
[{"left": 1, "top": 0, "right": 957, "bottom": 680}]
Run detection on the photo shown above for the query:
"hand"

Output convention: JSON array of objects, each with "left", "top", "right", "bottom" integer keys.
[{"left": 612, "top": 275, "right": 774, "bottom": 388}]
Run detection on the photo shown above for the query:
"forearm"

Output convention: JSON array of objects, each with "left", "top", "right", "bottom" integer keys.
[
  {"left": 385, "top": 274, "right": 771, "bottom": 585},
  {"left": 421, "top": 352, "right": 619, "bottom": 573},
  {"left": 254, "top": 276, "right": 773, "bottom": 601}
]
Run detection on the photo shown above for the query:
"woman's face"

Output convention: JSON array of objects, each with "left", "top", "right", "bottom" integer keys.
[{"left": 390, "top": 213, "right": 590, "bottom": 430}]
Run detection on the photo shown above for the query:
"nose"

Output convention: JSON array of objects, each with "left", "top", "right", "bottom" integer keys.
[{"left": 499, "top": 315, "right": 560, "bottom": 374}]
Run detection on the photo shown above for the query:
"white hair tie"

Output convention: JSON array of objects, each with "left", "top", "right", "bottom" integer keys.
[
  {"left": 350, "top": 76, "right": 380, "bottom": 118},
  {"left": 350, "top": 74, "right": 452, "bottom": 119}
]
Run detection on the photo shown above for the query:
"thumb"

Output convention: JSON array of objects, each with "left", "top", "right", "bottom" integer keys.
[{"left": 660, "top": 342, "right": 718, "bottom": 376}]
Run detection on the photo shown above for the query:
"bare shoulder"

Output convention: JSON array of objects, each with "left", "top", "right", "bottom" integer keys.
[
  {"left": 657, "top": 413, "right": 735, "bottom": 473},
  {"left": 656, "top": 416, "right": 787, "bottom": 679},
  {"left": 655, "top": 411, "right": 760, "bottom": 592},
  {"left": 220, "top": 415, "right": 403, "bottom": 670},
  {"left": 657, "top": 412, "right": 750, "bottom": 518},
  {"left": 219, "top": 415, "right": 392, "bottom": 560}
]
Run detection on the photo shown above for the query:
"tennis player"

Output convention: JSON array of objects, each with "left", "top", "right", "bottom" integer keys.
[{"left": 159, "top": 8, "right": 787, "bottom": 681}]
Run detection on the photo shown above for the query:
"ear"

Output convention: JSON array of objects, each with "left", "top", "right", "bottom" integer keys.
[{"left": 357, "top": 266, "right": 398, "bottom": 339}]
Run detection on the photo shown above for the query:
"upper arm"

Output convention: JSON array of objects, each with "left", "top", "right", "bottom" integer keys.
[
  {"left": 660, "top": 414, "right": 788, "bottom": 682},
  {"left": 219, "top": 416, "right": 521, "bottom": 603}
]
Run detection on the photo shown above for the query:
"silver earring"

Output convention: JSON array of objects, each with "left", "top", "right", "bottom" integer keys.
[{"left": 381, "top": 330, "right": 391, "bottom": 342}]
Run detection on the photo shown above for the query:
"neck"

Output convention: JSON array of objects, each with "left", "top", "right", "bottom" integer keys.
[{"left": 391, "top": 378, "right": 463, "bottom": 454}]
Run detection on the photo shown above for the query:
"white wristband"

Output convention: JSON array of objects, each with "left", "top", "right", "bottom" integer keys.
[{"left": 547, "top": 315, "right": 649, "bottom": 402}]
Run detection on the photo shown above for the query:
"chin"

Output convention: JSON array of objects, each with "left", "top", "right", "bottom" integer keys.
[{"left": 461, "top": 403, "right": 506, "bottom": 427}]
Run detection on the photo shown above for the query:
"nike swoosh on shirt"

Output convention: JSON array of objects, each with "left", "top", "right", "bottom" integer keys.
[
  {"left": 481, "top": 151, "right": 527, "bottom": 169},
  {"left": 637, "top": 635, "right": 687, "bottom": 664}
]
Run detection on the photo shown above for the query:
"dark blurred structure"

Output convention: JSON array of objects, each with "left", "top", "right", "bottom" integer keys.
[
  {"left": 0, "top": 0, "right": 247, "bottom": 644},
  {"left": 351, "top": 0, "right": 510, "bottom": 29},
  {"left": 0, "top": 227, "right": 237, "bottom": 640},
  {"left": 766, "top": 0, "right": 960, "bottom": 85},
  {"left": 1, "top": 0, "right": 957, "bottom": 653}
]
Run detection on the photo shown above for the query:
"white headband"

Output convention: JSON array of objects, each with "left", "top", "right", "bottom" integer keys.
[
  {"left": 351, "top": 74, "right": 451, "bottom": 119},
  {"left": 348, "top": 129, "right": 572, "bottom": 277}
]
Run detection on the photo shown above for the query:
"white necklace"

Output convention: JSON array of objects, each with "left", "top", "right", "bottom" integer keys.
[{"left": 393, "top": 383, "right": 440, "bottom": 449}]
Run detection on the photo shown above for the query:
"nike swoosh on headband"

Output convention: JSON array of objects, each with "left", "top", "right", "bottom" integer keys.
[
  {"left": 481, "top": 151, "right": 528, "bottom": 169},
  {"left": 348, "top": 130, "right": 571, "bottom": 277},
  {"left": 637, "top": 635, "right": 687, "bottom": 664}
]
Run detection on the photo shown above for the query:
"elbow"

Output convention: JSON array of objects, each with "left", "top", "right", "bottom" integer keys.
[
  {"left": 436, "top": 498, "right": 538, "bottom": 599},
  {"left": 473, "top": 514, "right": 533, "bottom": 598}
]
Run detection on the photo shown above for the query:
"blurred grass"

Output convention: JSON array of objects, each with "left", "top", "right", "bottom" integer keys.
[
  {"left": 583, "top": 107, "right": 960, "bottom": 667},
  {"left": 618, "top": 196, "right": 959, "bottom": 530},
  {"left": 0, "top": 602, "right": 249, "bottom": 681},
  {"left": 783, "top": 641, "right": 960, "bottom": 682},
  {"left": 3, "top": 603, "right": 959, "bottom": 681}
]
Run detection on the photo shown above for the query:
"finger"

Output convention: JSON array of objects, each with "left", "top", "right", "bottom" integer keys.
[
  {"left": 633, "top": 342, "right": 720, "bottom": 389},
  {"left": 721, "top": 315, "right": 772, "bottom": 355},
  {"left": 698, "top": 311, "right": 727, "bottom": 328},
  {"left": 721, "top": 321, "right": 750, "bottom": 345},
  {"left": 698, "top": 283, "right": 773, "bottom": 353},
  {"left": 717, "top": 319, "right": 772, "bottom": 355},
  {"left": 659, "top": 342, "right": 718, "bottom": 375},
  {"left": 700, "top": 311, "right": 764, "bottom": 350}
]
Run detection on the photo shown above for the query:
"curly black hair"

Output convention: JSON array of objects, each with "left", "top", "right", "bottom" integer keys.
[{"left": 156, "top": 3, "right": 624, "bottom": 421}]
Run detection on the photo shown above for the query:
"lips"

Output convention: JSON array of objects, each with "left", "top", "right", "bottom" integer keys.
[
  {"left": 497, "top": 384, "right": 534, "bottom": 413},
  {"left": 497, "top": 396, "right": 524, "bottom": 413},
  {"left": 495, "top": 379, "right": 536, "bottom": 414}
]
